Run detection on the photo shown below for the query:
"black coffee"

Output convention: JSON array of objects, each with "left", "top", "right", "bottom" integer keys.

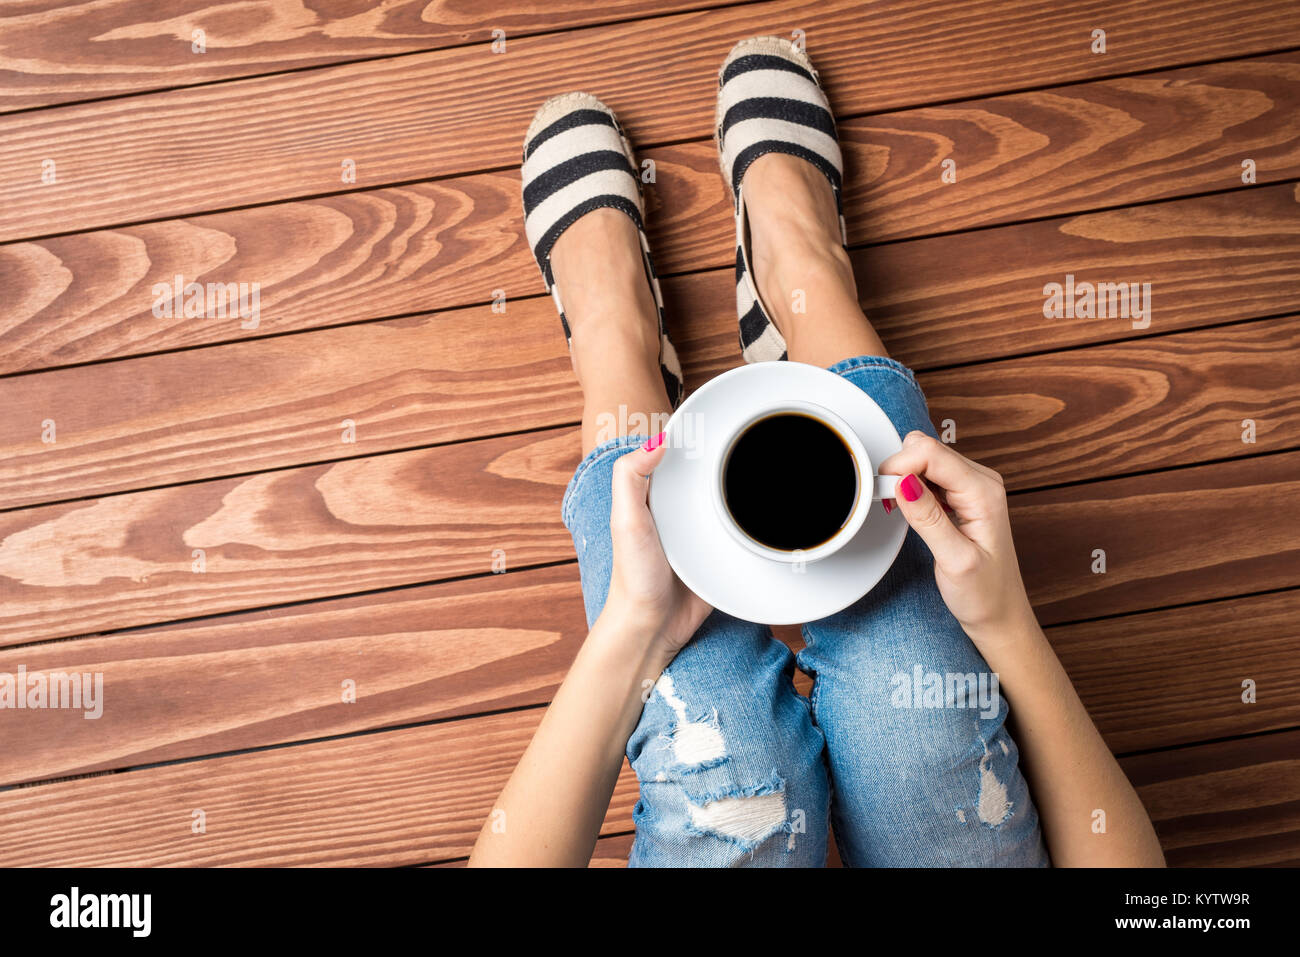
[{"left": 723, "top": 412, "right": 858, "bottom": 552}]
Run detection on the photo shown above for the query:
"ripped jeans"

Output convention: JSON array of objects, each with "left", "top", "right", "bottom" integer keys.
[{"left": 561, "top": 356, "right": 1050, "bottom": 867}]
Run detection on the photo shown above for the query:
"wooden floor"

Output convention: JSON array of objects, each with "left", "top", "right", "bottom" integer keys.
[{"left": 1, "top": 0, "right": 1298, "bottom": 868}]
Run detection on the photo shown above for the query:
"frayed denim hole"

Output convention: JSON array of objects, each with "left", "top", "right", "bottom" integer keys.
[
  {"left": 651, "top": 674, "right": 728, "bottom": 774},
  {"left": 971, "top": 735, "right": 1015, "bottom": 829},
  {"left": 680, "top": 773, "right": 791, "bottom": 851}
]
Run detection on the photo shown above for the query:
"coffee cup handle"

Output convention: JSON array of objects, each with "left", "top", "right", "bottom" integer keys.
[{"left": 872, "top": 474, "right": 901, "bottom": 501}]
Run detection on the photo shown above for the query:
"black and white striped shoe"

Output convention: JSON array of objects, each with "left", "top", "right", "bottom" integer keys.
[
  {"left": 715, "top": 36, "right": 847, "bottom": 363},
  {"left": 522, "top": 92, "right": 684, "bottom": 408}
]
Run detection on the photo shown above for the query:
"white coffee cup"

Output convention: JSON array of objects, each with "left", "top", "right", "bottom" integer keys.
[{"left": 710, "top": 398, "right": 900, "bottom": 565}]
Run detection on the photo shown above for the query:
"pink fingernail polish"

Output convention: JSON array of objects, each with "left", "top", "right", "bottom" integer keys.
[
  {"left": 900, "top": 474, "right": 924, "bottom": 502},
  {"left": 643, "top": 431, "right": 665, "bottom": 451},
  {"left": 882, "top": 499, "right": 894, "bottom": 514}
]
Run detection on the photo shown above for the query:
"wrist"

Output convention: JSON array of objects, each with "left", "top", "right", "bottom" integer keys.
[
  {"left": 963, "top": 601, "right": 1044, "bottom": 653},
  {"left": 600, "top": 581, "right": 687, "bottom": 644},
  {"left": 592, "top": 598, "right": 675, "bottom": 669}
]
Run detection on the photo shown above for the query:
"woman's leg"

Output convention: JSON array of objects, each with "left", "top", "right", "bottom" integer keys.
[
  {"left": 550, "top": 209, "right": 672, "bottom": 455},
  {"left": 740, "top": 153, "right": 887, "bottom": 368},
  {"left": 746, "top": 152, "right": 1048, "bottom": 866},
  {"left": 555, "top": 211, "right": 830, "bottom": 866},
  {"left": 799, "top": 369, "right": 1049, "bottom": 867}
]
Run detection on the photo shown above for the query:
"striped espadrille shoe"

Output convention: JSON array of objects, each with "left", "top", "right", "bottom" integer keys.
[
  {"left": 522, "top": 93, "right": 684, "bottom": 408},
  {"left": 715, "top": 37, "right": 847, "bottom": 363}
]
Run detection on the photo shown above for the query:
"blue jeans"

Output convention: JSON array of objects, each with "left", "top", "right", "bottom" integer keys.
[{"left": 561, "top": 356, "right": 1050, "bottom": 867}]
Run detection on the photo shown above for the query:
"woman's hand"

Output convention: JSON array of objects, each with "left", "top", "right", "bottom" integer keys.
[
  {"left": 878, "top": 431, "right": 1037, "bottom": 648},
  {"left": 602, "top": 433, "right": 712, "bottom": 655},
  {"left": 880, "top": 431, "right": 1166, "bottom": 867}
]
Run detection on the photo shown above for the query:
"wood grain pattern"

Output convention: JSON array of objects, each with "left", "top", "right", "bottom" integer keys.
[
  {"left": 0, "top": 699, "right": 1290, "bottom": 866},
  {"left": 850, "top": 183, "right": 1300, "bottom": 370},
  {"left": 1012, "top": 451, "right": 1300, "bottom": 626},
  {"left": 1124, "top": 730, "right": 1300, "bottom": 866},
  {"left": 0, "top": 433, "right": 1295, "bottom": 646},
  {"left": 5, "top": 57, "right": 1298, "bottom": 374},
  {"left": 0, "top": 0, "right": 718, "bottom": 113},
  {"left": 0, "top": 305, "right": 578, "bottom": 507},
  {"left": 0, "top": 426, "right": 580, "bottom": 644},
  {"left": 1, "top": 550, "right": 1294, "bottom": 786},
  {"left": 2, "top": 2, "right": 1298, "bottom": 242},
  {"left": 0, "top": 175, "right": 532, "bottom": 373},
  {"left": 0, "top": 708, "right": 641, "bottom": 867},
  {"left": 0, "top": 564, "right": 587, "bottom": 786},
  {"left": 1050, "top": 589, "right": 1300, "bottom": 753},
  {"left": 921, "top": 316, "right": 1300, "bottom": 490},
  {"left": 583, "top": 832, "right": 636, "bottom": 868},
  {"left": 3, "top": 193, "right": 1297, "bottom": 511}
]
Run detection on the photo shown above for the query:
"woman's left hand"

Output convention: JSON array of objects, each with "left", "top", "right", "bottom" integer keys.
[{"left": 603, "top": 433, "right": 712, "bottom": 655}]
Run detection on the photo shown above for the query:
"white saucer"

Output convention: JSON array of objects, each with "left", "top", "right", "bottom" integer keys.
[{"left": 648, "top": 362, "right": 908, "bottom": 625}]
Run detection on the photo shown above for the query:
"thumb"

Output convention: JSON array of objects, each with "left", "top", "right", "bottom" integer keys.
[
  {"left": 891, "top": 472, "right": 977, "bottom": 571},
  {"left": 610, "top": 433, "right": 666, "bottom": 530}
]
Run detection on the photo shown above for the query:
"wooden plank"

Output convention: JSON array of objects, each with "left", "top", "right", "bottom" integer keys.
[
  {"left": 0, "top": 708, "right": 641, "bottom": 867},
  {"left": 1050, "top": 590, "right": 1300, "bottom": 753},
  {"left": 0, "top": 426, "right": 581, "bottom": 644},
  {"left": 3, "top": 1, "right": 1299, "bottom": 242},
  {"left": 0, "top": 697, "right": 1291, "bottom": 866},
  {"left": 0, "top": 565, "right": 587, "bottom": 786},
  {"left": 0, "top": 0, "right": 720, "bottom": 113},
  {"left": 4, "top": 191, "right": 1297, "bottom": 510},
  {"left": 1123, "top": 731, "right": 1300, "bottom": 867},
  {"left": 2, "top": 546, "right": 1294, "bottom": 785},
  {"left": 5, "top": 56, "right": 1298, "bottom": 374},
  {"left": 1012, "top": 452, "right": 1300, "bottom": 626},
  {"left": 922, "top": 316, "right": 1300, "bottom": 490},
  {"left": 0, "top": 305, "right": 577, "bottom": 508},
  {"left": 586, "top": 833, "right": 635, "bottom": 868}
]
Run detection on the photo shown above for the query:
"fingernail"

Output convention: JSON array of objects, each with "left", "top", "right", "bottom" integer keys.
[
  {"left": 900, "top": 474, "right": 924, "bottom": 502},
  {"left": 882, "top": 499, "right": 894, "bottom": 514},
  {"left": 643, "top": 431, "right": 665, "bottom": 451}
]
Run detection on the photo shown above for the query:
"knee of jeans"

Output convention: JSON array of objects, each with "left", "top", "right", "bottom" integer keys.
[
  {"left": 887, "top": 708, "right": 1025, "bottom": 832},
  {"left": 629, "top": 673, "right": 826, "bottom": 857}
]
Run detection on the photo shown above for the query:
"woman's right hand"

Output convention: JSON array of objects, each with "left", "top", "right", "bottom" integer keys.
[
  {"left": 878, "top": 431, "right": 1038, "bottom": 648},
  {"left": 881, "top": 431, "right": 1167, "bottom": 867}
]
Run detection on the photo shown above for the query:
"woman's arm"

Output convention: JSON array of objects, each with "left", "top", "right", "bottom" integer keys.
[
  {"left": 466, "top": 608, "right": 672, "bottom": 867},
  {"left": 879, "top": 431, "right": 1165, "bottom": 867},
  {"left": 469, "top": 436, "right": 710, "bottom": 867}
]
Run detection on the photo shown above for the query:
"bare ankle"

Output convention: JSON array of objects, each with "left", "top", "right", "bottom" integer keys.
[
  {"left": 757, "top": 241, "right": 858, "bottom": 336},
  {"left": 570, "top": 317, "right": 661, "bottom": 386},
  {"left": 547, "top": 207, "right": 661, "bottom": 365}
]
